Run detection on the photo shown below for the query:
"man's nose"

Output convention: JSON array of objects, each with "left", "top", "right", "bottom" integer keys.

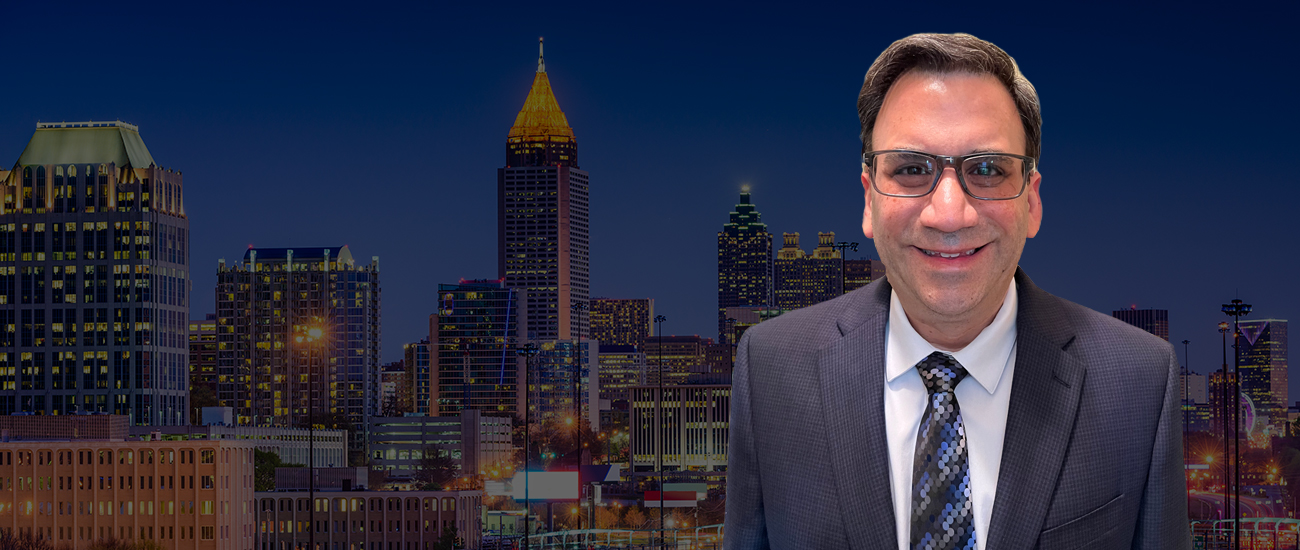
[{"left": 919, "top": 167, "right": 979, "bottom": 233}]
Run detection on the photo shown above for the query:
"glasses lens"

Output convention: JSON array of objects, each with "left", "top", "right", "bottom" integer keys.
[
  {"left": 871, "top": 152, "right": 937, "bottom": 196},
  {"left": 961, "top": 155, "right": 1027, "bottom": 199}
]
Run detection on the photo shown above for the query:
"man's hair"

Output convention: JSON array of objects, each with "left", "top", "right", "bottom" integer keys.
[{"left": 857, "top": 33, "right": 1041, "bottom": 160}]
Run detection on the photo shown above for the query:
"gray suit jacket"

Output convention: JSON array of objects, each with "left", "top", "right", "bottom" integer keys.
[{"left": 724, "top": 269, "right": 1190, "bottom": 549}]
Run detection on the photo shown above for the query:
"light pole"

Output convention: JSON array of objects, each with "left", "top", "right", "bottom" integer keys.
[
  {"left": 516, "top": 342, "right": 540, "bottom": 550},
  {"left": 295, "top": 321, "right": 324, "bottom": 550},
  {"left": 654, "top": 313, "right": 667, "bottom": 548},
  {"left": 1219, "top": 321, "right": 1229, "bottom": 526},
  {"left": 1223, "top": 299, "right": 1252, "bottom": 550},
  {"left": 832, "top": 241, "right": 858, "bottom": 296},
  {"left": 1182, "top": 339, "right": 1190, "bottom": 467}
]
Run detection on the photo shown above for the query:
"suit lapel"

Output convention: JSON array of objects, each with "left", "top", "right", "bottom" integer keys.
[
  {"left": 819, "top": 278, "right": 896, "bottom": 550},
  {"left": 984, "top": 270, "right": 1087, "bottom": 550}
]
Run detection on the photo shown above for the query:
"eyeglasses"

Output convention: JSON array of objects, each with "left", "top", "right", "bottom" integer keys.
[{"left": 862, "top": 150, "right": 1037, "bottom": 200}]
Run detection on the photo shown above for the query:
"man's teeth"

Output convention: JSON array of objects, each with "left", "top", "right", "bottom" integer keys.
[{"left": 922, "top": 248, "right": 978, "bottom": 258}]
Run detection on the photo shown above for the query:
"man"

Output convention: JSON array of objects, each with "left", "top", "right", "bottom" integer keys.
[{"left": 724, "top": 33, "right": 1188, "bottom": 549}]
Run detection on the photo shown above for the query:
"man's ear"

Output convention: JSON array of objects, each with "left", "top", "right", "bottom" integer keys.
[
  {"left": 1026, "top": 169, "right": 1042, "bottom": 238},
  {"left": 861, "top": 170, "right": 875, "bottom": 239}
]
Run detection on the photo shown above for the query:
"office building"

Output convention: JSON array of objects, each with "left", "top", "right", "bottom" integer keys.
[
  {"left": 629, "top": 384, "right": 730, "bottom": 472},
  {"left": 0, "top": 121, "right": 190, "bottom": 424},
  {"left": 1111, "top": 307, "right": 1169, "bottom": 341},
  {"left": 529, "top": 340, "right": 598, "bottom": 429},
  {"left": 430, "top": 279, "right": 526, "bottom": 416},
  {"left": 379, "top": 361, "right": 408, "bottom": 416},
  {"left": 367, "top": 409, "right": 512, "bottom": 477},
  {"left": 214, "top": 245, "right": 381, "bottom": 458},
  {"left": 498, "top": 39, "right": 589, "bottom": 342},
  {"left": 1238, "top": 319, "right": 1288, "bottom": 430},
  {"left": 640, "top": 336, "right": 711, "bottom": 386},
  {"left": 717, "top": 187, "right": 772, "bottom": 343},
  {"left": 0, "top": 414, "right": 255, "bottom": 550},
  {"left": 590, "top": 298, "right": 653, "bottom": 347},
  {"left": 130, "top": 423, "right": 347, "bottom": 468},
  {"left": 773, "top": 232, "right": 843, "bottom": 310},
  {"left": 403, "top": 339, "right": 431, "bottom": 416},
  {"left": 596, "top": 344, "right": 645, "bottom": 404},
  {"left": 1181, "top": 371, "right": 1207, "bottom": 404},
  {"left": 254, "top": 490, "right": 483, "bottom": 550},
  {"left": 843, "top": 258, "right": 886, "bottom": 293},
  {"left": 189, "top": 314, "right": 218, "bottom": 412},
  {"left": 1209, "top": 370, "right": 1241, "bottom": 437}
]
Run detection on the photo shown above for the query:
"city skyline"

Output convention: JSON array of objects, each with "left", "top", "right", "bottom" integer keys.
[{"left": 1, "top": 4, "right": 1296, "bottom": 399}]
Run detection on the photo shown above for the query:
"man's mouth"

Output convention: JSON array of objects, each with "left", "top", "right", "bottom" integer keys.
[{"left": 919, "top": 245, "right": 985, "bottom": 258}]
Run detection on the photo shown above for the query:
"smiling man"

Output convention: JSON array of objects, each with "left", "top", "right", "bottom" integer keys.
[{"left": 724, "top": 34, "right": 1189, "bottom": 549}]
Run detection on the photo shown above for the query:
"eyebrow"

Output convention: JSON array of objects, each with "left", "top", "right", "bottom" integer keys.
[{"left": 886, "top": 146, "right": 1013, "bottom": 155}]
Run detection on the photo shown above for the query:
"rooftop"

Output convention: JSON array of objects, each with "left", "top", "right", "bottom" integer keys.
[
  {"left": 507, "top": 38, "right": 574, "bottom": 141},
  {"left": 16, "top": 120, "right": 155, "bottom": 168}
]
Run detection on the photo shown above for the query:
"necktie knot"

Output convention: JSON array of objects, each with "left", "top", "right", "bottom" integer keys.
[{"left": 915, "top": 351, "right": 968, "bottom": 394}]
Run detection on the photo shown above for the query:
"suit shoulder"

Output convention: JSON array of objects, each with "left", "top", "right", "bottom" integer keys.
[
  {"left": 1032, "top": 291, "right": 1175, "bottom": 375},
  {"left": 743, "top": 291, "right": 859, "bottom": 356}
]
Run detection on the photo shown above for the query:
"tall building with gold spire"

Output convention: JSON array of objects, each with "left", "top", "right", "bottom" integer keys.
[{"left": 498, "top": 38, "right": 589, "bottom": 341}]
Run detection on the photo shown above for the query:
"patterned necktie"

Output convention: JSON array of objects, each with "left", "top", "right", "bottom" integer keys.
[{"left": 911, "top": 351, "right": 976, "bottom": 550}]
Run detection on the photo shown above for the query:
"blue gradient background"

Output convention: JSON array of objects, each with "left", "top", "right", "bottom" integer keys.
[{"left": 1, "top": 2, "right": 1295, "bottom": 395}]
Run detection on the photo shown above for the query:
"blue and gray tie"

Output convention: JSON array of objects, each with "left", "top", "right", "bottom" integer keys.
[{"left": 911, "top": 351, "right": 976, "bottom": 550}]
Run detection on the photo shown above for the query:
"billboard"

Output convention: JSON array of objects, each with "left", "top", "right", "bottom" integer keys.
[{"left": 510, "top": 471, "right": 579, "bottom": 500}]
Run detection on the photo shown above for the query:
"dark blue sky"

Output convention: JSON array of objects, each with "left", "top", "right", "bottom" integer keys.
[{"left": 3, "top": 3, "right": 1296, "bottom": 395}]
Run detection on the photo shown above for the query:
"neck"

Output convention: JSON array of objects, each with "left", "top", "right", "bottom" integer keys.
[{"left": 895, "top": 279, "right": 1012, "bottom": 351}]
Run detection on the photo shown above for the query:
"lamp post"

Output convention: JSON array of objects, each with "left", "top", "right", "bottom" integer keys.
[
  {"left": 1219, "top": 321, "right": 1230, "bottom": 527},
  {"left": 1183, "top": 339, "right": 1190, "bottom": 467},
  {"left": 295, "top": 321, "right": 324, "bottom": 550},
  {"left": 1222, "top": 299, "right": 1252, "bottom": 550},
  {"left": 832, "top": 241, "right": 858, "bottom": 296},
  {"left": 516, "top": 342, "right": 540, "bottom": 550},
  {"left": 654, "top": 313, "right": 667, "bottom": 548}
]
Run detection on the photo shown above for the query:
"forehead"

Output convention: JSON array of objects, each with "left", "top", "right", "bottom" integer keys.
[{"left": 874, "top": 70, "right": 1025, "bottom": 155}]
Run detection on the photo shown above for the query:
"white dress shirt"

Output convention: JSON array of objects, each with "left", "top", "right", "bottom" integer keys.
[{"left": 885, "top": 279, "right": 1018, "bottom": 550}]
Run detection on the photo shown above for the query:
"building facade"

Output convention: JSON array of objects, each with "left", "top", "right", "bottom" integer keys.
[
  {"left": 214, "top": 246, "right": 381, "bottom": 458},
  {"left": 843, "top": 259, "right": 886, "bottom": 293},
  {"left": 639, "top": 336, "right": 711, "bottom": 387},
  {"left": 1111, "top": 307, "right": 1170, "bottom": 342},
  {"left": 596, "top": 344, "right": 645, "bottom": 404},
  {"left": 190, "top": 314, "right": 219, "bottom": 414},
  {"left": 0, "top": 416, "right": 255, "bottom": 550},
  {"left": 773, "top": 232, "right": 843, "bottom": 311},
  {"left": 590, "top": 298, "right": 653, "bottom": 347},
  {"left": 254, "top": 490, "right": 482, "bottom": 550},
  {"left": 529, "top": 341, "right": 598, "bottom": 430},
  {"left": 430, "top": 280, "right": 526, "bottom": 417},
  {"left": 717, "top": 188, "right": 772, "bottom": 343},
  {"left": 497, "top": 40, "right": 589, "bottom": 342},
  {"left": 1238, "top": 319, "right": 1288, "bottom": 430},
  {"left": 367, "top": 410, "right": 512, "bottom": 478},
  {"left": 629, "top": 384, "right": 730, "bottom": 472},
  {"left": 129, "top": 425, "right": 347, "bottom": 469},
  {"left": 0, "top": 121, "right": 190, "bottom": 424}
]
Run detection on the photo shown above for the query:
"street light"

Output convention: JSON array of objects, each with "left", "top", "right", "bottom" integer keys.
[
  {"left": 1183, "top": 339, "right": 1190, "bottom": 467},
  {"left": 515, "top": 342, "right": 540, "bottom": 550},
  {"left": 295, "top": 319, "right": 325, "bottom": 550},
  {"left": 571, "top": 301, "right": 588, "bottom": 462},
  {"left": 832, "top": 241, "right": 858, "bottom": 296},
  {"left": 1223, "top": 298, "right": 1251, "bottom": 549},
  {"left": 654, "top": 313, "right": 667, "bottom": 548},
  {"left": 1219, "top": 320, "right": 1230, "bottom": 527}
]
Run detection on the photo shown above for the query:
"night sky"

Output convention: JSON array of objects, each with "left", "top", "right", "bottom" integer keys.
[{"left": 3, "top": 3, "right": 1296, "bottom": 396}]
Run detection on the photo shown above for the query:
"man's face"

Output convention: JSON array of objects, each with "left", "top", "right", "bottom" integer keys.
[{"left": 861, "top": 71, "right": 1042, "bottom": 322}]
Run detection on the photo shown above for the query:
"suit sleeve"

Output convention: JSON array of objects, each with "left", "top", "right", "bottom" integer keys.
[
  {"left": 1132, "top": 344, "right": 1192, "bottom": 549},
  {"left": 724, "top": 330, "right": 770, "bottom": 550}
]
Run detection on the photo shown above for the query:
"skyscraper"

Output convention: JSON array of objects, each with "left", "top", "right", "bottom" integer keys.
[
  {"left": 843, "top": 258, "right": 886, "bottom": 293},
  {"left": 590, "top": 297, "right": 653, "bottom": 347},
  {"left": 1238, "top": 319, "right": 1288, "bottom": 430},
  {"left": 1111, "top": 307, "right": 1170, "bottom": 341},
  {"left": 498, "top": 38, "right": 589, "bottom": 342},
  {"left": 773, "top": 231, "right": 843, "bottom": 310},
  {"left": 0, "top": 121, "right": 189, "bottom": 424},
  {"left": 214, "top": 245, "right": 380, "bottom": 458},
  {"left": 430, "top": 279, "right": 526, "bottom": 416},
  {"left": 404, "top": 338, "right": 431, "bottom": 415},
  {"left": 717, "top": 187, "right": 772, "bottom": 342}
]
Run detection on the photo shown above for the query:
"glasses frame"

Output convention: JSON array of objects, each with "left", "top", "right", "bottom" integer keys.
[{"left": 862, "top": 149, "right": 1038, "bottom": 201}]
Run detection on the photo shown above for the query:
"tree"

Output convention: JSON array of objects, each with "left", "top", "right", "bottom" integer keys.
[
  {"left": 0, "top": 529, "right": 52, "bottom": 550},
  {"left": 434, "top": 524, "right": 460, "bottom": 550},
  {"left": 188, "top": 383, "right": 219, "bottom": 425},
  {"left": 412, "top": 446, "right": 459, "bottom": 490},
  {"left": 623, "top": 506, "right": 648, "bottom": 529},
  {"left": 254, "top": 449, "right": 303, "bottom": 492}
]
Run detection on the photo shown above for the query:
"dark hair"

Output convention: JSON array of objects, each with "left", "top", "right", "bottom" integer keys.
[{"left": 857, "top": 33, "right": 1041, "bottom": 160}]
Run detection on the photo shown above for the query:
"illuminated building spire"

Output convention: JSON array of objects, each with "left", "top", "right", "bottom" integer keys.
[{"left": 507, "top": 38, "right": 576, "bottom": 167}]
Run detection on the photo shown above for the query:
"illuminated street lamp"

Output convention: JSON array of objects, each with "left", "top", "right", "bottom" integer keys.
[
  {"left": 654, "top": 313, "right": 667, "bottom": 547},
  {"left": 294, "top": 319, "right": 325, "bottom": 550},
  {"left": 1222, "top": 298, "right": 1252, "bottom": 549}
]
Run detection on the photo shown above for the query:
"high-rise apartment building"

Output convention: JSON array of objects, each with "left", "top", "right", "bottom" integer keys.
[
  {"left": 597, "top": 344, "right": 646, "bottom": 404},
  {"left": 640, "top": 335, "right": 715, "bottom": 386},
  {"left": 773, "top": 232, "right": 843, "bottom": 310},
  {"left": 1238, "top": 319, "right": 1288, "bottom": 430},
  {"left": 717, "top": 188, "right": 772, "bottom": 343},
  {"left": 843, "top": 258, "right": 886, "bottom": 293},
  {"left": 0, "top": 121, "right": 190, "bottom": 424},
  {"left": 214, "top": 246, "right": 380, "bottom": 458},
  {"left": 590, "top": 297, "right": 653, "bottom": 347},
  {"left": 498, "top": 39, "right": 589, "bottom": 342},
  {"left": 530, "top": 340, "right": 598, "bottom": 429},
  {"left": 1111, "top": 307, "right": 1170, "bottom": 341},
  {"left": 430, "top": 280, "right": 526, "bottom": 416},
  {"left": 404, "top": 339, "right": 431, "bottom": 415}
]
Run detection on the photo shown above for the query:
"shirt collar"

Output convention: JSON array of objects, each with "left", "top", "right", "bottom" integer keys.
[{"left": 885, "top": 278, "right": 1018, "bottom": 395}]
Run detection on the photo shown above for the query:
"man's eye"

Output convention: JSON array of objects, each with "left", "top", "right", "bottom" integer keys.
[
  {"left": 893, "top": 164, "right": 932, "bottom": 176},
  {"left": 966, "top": 162, "right": 1005, "bottom": 177}
]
